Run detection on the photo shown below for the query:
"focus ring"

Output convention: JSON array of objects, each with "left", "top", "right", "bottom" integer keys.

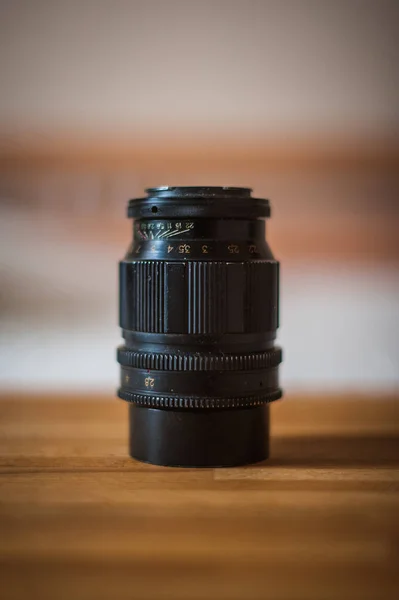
[
  {"left": 119, "top": 260, "right": 279, "bottom": 334},
  {"left": 117, "top": 388, "right": 282, "bottom": 409},
  {"left": 117, "top": 346, "right": 282, "bottom": 371}
]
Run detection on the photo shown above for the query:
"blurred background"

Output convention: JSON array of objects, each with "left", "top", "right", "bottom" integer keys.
[{"left": 0, "top": 0, "right": 398, "bottom": 395}]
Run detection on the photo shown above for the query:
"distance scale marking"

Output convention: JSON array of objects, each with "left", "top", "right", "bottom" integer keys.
[{"left": 132, "top": 241, "right": 261, "bottom": 257}]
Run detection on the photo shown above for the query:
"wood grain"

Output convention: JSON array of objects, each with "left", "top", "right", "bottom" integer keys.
[{"left": 0, "top": 394, "right": 398, "bottom": 600}]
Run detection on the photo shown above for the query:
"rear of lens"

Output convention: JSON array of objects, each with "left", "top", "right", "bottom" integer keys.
[{"left": 117, "top": 186, "right": 282, "bottom": 467}]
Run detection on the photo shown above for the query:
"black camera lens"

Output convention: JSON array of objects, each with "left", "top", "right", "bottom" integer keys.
[{"left": 117, "top": 186, "right": 282, "bottom": 467}]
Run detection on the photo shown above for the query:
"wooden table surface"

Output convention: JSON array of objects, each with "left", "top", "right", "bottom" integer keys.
[{"left": 0, "top": 394, "right": 398, "bottom": 600}]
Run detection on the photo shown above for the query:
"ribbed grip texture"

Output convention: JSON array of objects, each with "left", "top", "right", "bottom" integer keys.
[
  {"left": 187, "top": 262, "right": 226, "bottom": 334},
  {"left": 119, "top": 260, "right": 279, "bottom": 334},
  {"left": 246, "top": 261, "right": 279, "bottom": 332},
  {"left": 120, "top": 261, "right": 166, "bottom": 332}
]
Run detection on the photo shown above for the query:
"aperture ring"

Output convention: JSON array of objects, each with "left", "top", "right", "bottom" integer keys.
[
  {"left": 117, "top": 346, "right": 282, "bottom": 371},
  {"left": 118, "top": 388, "right": 282, "bottom": 409}
]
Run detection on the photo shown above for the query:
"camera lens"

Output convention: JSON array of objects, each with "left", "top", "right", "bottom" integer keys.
[{"left": 117, "top": 186, "right": 282, "bottom": 467}]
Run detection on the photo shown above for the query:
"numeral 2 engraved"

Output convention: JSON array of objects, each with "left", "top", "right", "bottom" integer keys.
[
  {"left": 145, "top": 377, "right": 155, "bottom": 388},
  {"left": 201, "top": 245, "right": 209, "bottom": 254},
  {"left": 249, "top": 244, "right": 258, "bottom": 254}
]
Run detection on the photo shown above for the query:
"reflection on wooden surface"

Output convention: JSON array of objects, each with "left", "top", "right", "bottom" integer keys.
[{"left": 0, "top": 394, "right": 398, "bottom": 599}]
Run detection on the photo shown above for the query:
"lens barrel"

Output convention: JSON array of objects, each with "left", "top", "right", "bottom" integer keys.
[{"left": 117, "top": 186, "right": 282, "bottom": 467}]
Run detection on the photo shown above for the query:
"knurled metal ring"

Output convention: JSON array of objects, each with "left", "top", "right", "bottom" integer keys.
[
  {"left": 117, "top": 347, "right": 282, "bottom": 371},
  {"left": 117, "top": 388, "right": 282, "bottom": 409}
]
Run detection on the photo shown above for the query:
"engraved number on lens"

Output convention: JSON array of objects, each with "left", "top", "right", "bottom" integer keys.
[
  {"left": 145, "top": 377, "right": 155, "bottom": 388},
  {"left": 228, "top": 244, "right": 240, "bottom": 254},
  {"left": 139, "top": 220, "right": 195, "bottom": 240},
  {"left": 178, "top": 244, "right": 191, "bottom": 254},
  {"left": 201, "top": 245, "right": 209, "bottom": 254}
]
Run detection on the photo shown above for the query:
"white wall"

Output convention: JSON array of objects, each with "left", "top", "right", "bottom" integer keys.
[
  {"left": 1, "top": 0, "right": 398, "bottom": 394},
  {"left": 0, "top": 0, "right": 398, "bottom": 139}
]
